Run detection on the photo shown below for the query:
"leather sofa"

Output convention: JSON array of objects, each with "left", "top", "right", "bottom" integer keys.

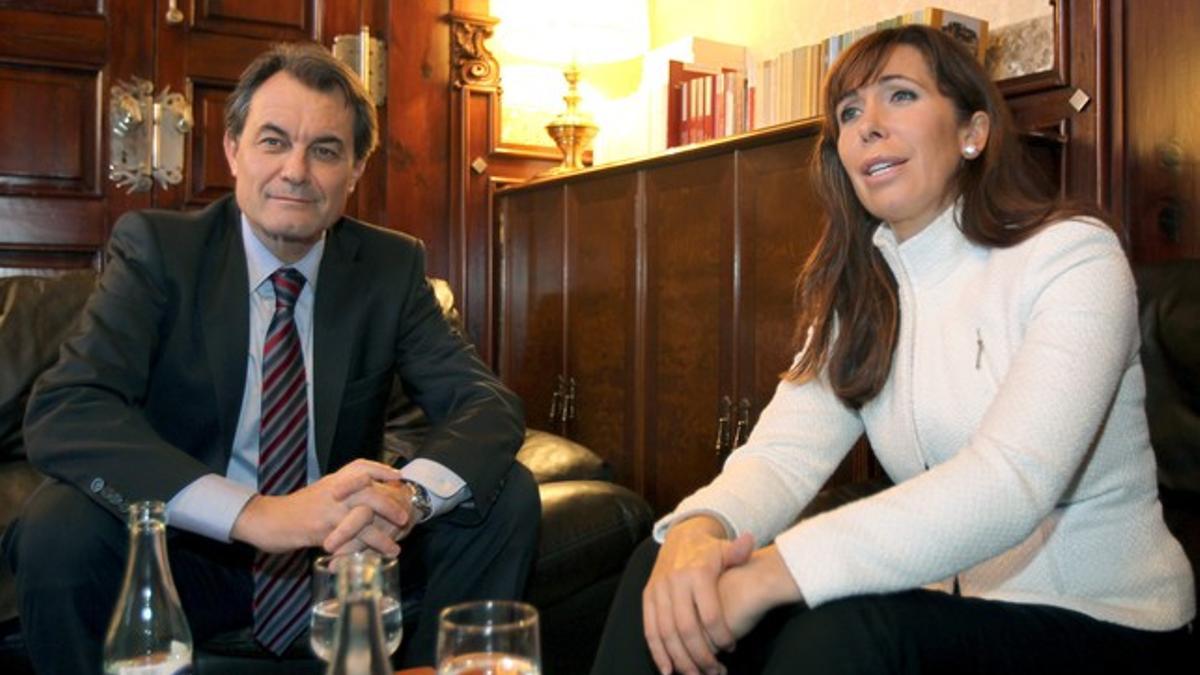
[{"left": 0, "top": 270, "right": 653, "bottom": 675}]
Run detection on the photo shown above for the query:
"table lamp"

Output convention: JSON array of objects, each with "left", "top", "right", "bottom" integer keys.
[{"left": 490, "top": 0, "right": 648, "bottom": 173}]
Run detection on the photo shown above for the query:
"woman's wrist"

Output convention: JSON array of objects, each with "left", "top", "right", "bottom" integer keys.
[
  {"left": 750, "top": 545, "right": 805, "bottom": 607},
  {"left": 666, "top": 513, "right": 730, "bottom": 541}
]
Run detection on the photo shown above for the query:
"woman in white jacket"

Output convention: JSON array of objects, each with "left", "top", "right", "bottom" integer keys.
[{"left": 591, "top": 24, "right": 1193, "bottom": 675}]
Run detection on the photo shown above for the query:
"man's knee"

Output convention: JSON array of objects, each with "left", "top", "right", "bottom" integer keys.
[
  {"left": 478, "top": 460, "right": 539, "bottom": 540},
  {"left": 5, "top": 480, "right": 125, "bottom": 585}
]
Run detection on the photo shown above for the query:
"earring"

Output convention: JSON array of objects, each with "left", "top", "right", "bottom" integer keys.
[{"left": 963, "top": 145, "right": 978, "bottom": 158}]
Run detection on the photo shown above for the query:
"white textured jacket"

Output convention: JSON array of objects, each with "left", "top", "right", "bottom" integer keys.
[{"left": 656, "top": 205, "right": 1195, "bottom": 631}]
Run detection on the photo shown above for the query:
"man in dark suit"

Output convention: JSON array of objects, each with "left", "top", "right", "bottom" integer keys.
[{"left": 2, "top": 43, "right": 537, "bottom": 673}]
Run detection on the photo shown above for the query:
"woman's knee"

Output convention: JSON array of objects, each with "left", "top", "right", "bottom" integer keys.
[{"left": 759, "top": 593, "right": 920, "bottom": 674}]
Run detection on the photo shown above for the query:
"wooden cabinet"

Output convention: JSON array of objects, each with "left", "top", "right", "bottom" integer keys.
[
  {"left": 497, "top": 123, "right": 860, "bottom": 512},
  {"left": 499, "top": 172, "right": 641, "bottom": 489}
]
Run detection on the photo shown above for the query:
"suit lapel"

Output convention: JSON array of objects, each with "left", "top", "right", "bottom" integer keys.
[
  {"left": 313, "top": 220, "right": 361, "bottom": 470},
  {"left": 199, "top": 197, "right": 251, "bottom": 464}
]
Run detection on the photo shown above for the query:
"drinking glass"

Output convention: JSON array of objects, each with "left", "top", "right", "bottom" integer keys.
[
  {"left": 310, "top": 552, "right": 402, "bottom": 661},
  {"left": 436, "top": 600, "right": 540, "bottom": 675}
]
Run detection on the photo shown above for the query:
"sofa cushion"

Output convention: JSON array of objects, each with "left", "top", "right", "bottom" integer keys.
[
  {"left": 1136, "top": 260, "right": 1200, "bottom": 496},
  {"left": 516, "top": 429, "right": 610, "bottom": 484},
  {"left": 0, "top": 271, "right": 97, "bottom": 461}
]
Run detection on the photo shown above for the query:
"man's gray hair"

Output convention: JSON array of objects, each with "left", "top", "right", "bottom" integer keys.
[{"left": 224, "top": 42, "right": 378, "bottom": 161}]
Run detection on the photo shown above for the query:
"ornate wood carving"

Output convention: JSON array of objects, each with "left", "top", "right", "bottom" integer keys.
[{"left": 447, "top": 11, "right": 499, "bottom": 89}]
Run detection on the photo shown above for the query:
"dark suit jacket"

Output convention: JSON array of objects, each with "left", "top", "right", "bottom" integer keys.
[{"left": 23, "top": 195, "right": 524, "bottom": 525}]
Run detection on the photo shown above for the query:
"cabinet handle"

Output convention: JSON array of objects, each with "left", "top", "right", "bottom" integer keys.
[
  {"left": 714, "top": 395, "right": 733, "bottom": 463},
  {"left": 165, "top": 0, "right": 185, "bottom": 24},
  {"left": 564, "top": 377, "right": 577, "bottom": 422},
  {"left": 732, "top": 398, "right": 751, "bottom": 448},
  {"left": 1158, "top": 198, "right": 1182, "bottom": 243},
  {"left": 549, "top": 374, "right": 564, "bottom": 423}
]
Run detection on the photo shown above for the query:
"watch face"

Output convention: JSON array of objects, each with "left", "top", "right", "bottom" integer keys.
[{"left": 406, "top": 481, "right": 432, "bottom": 521}]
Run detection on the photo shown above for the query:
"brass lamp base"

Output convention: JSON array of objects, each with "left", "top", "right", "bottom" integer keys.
[
  {"left": 544, "top": 119, "right": 598, "bottom": 174},
  {"left": 541, "top": 63, "right": 598, "bottom": 175}
]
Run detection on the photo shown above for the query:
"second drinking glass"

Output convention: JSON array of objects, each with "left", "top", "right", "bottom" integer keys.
[{"left": 309, "top": 552, "right": 402, "bottom": 661}]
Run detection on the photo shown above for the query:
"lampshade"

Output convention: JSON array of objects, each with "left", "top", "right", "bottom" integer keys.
[{"left": 490, "top": 0, "right": 649, "bottom": 67}]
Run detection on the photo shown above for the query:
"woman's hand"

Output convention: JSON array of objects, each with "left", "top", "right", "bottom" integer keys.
[
  {"left": 642, "top": 516, "right": 754, "bottom": 675},
  {"left": 717, "top": 544, "right": 804, "bottom": 642}
]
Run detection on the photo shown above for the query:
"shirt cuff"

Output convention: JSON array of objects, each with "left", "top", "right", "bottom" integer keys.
[
  {"left": 399, "top": 458, "right": 469, "bottom": 517},
  {"left": 166, "top": 474, "right": 257, "bottom": 542},
  {"left": 652, "top": 508, "right": 736, "bottom": 543}
]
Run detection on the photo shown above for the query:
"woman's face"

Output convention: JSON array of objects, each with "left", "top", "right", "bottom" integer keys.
[{"left": 835, "top": 45, "right": 983, "bottom": 241}]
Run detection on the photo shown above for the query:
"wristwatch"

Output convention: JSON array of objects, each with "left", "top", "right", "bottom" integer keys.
[{"left": 401, "top": 479, "right": 433, "bottom": 523}]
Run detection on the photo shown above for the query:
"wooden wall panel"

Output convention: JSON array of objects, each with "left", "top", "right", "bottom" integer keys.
[
  {"left": 644, "top": 155, "right": 733, "bottom": 511},
  {"left": 1121, "top": 0, "right": 1199, "bottom": 261},
  {"left": 193, "top": 0, "right": 315, "bottom": 39},
  {"left": 389, "top": 0, "right": 452, "bottom": 272},
  {"left": 0, "top": 0, "right": 98, "bottom": 11},
  {"left": 0, "top": 65, "right": 99, "bottom": 194},
  {"left": 0, "top": 2, "right": 139, "bottom": 274},
  {"left": 187, "top": 83, "right": 236, "bottom": 205},
  {"left": 0, "top": 9, "right": 106, "bottom": 65},
  {"left": 0, "top": 197, "right": 105, "bottom": 249}
]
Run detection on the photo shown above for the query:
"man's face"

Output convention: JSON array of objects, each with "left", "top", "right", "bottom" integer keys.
[{"left": 224, "top": 72, "right": 365, "bottom": 262}]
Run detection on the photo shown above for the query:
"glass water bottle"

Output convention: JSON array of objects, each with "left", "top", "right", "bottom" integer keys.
[
  {"left": 326, "top": 552, "right": 392, "bottom": 675},
  {"left": 102, "top": 500, "right": 193, "bottom": 675}
]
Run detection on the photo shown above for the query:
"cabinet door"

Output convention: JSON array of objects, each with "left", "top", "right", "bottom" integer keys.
[
  {"left": 564, "top": 173, "right": 639, "bottom": 489},
  {"left": 644, "top": 155, "right": 734, "bottom": 512},
  {"left": 735, "top": 137, "right": 822, "bottom": 418},
  {"left": 497, "top": 185, "right": 566, "bottom": 433},
  {"left": 0, "top": 0, "right": 151, "bottom": 272},
  {"left": 736, "top": 135, "right": 877, "bottom": 486}
]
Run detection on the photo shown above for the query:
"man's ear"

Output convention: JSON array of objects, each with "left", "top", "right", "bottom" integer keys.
[
  {"left": 349, "top": 157, "right": 367, "bottom": 191},
  {"left": 223, "top": 132, "right": 239, "bottom": 177}
]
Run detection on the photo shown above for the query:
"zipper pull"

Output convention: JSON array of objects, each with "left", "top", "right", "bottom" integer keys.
[{"left": 975, "top": 328, "right": 984, "bottom": 370}]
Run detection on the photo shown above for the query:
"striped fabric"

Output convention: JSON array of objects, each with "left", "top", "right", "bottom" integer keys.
[{"left": 252, "top": 268, "right": 312, "bottom": 655}]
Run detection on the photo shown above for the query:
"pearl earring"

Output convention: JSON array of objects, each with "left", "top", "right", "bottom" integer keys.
[{"left": 963, "top": 145, "right": 978, "bottom": 158}]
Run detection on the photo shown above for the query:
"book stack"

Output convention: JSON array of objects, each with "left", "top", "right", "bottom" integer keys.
[
  {"left": 753, "top": 42, "right": 823, "bottom": 130},
  {"left": 900, "top": 8, "right": 989, "bottom": 62},
  {"left": 747, "top": 7, "right": 988, "bottom": 133},
  {"left": 669, "top": 61, "right": 752, "bottom": 148},
  {"left": 652, "top": 8, "right": 989, "bottom": 149}
]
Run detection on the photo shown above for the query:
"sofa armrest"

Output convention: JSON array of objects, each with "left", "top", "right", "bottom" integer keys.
[
  {"left": 526, "top": 481, "right": 653, "bottom": 609},
  {"left": 516, "top": 429, "right": 609, "bottom": 484}
]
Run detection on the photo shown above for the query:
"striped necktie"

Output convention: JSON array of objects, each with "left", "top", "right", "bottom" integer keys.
[{"left": 252, "top": 267, "right": 312, "bottom": 655}]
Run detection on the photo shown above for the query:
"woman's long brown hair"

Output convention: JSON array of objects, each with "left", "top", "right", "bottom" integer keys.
[{"left": 786, "top": 25, "right": 1107, "bottom": 408}]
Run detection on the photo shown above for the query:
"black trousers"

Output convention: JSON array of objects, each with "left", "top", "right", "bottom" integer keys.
[
  {"left": 2, "top": 461, "right": 540, "bottom": 674},
  {"left": 592, "top": 538, "right": 1192, "bottom": 675}
]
